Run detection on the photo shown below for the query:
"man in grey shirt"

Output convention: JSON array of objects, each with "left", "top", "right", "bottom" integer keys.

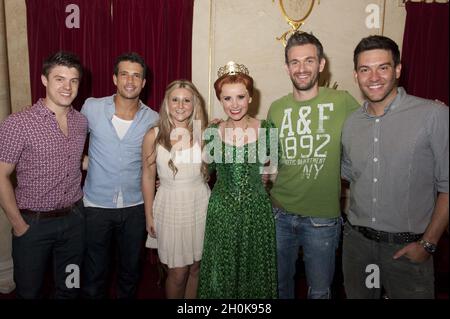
[{"left": 341, "top": 35, "right": 448, "bottom": 299}]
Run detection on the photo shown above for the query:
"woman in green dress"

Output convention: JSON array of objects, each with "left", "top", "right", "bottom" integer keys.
[{"left": 198, "top": 62, "right": 278, "bottom": 299}]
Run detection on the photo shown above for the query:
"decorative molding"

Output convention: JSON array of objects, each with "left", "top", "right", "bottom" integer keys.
[{"left": 273, "top": 0, "right": 318, "bottom": 46}]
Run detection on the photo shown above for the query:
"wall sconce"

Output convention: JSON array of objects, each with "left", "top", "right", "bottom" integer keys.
[{"left": 273, "top": 0, "right": 319, "bottom": 46}]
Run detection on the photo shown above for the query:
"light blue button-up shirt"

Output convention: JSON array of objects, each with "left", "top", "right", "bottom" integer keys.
[{"left": 81, "top": 95, "right": 159, "bottom": 207}]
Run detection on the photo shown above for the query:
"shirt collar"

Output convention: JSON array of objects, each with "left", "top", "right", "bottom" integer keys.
[
  {"left": 362, "top": 87, "right": 405, "bottom": 118},
  {"left": 106, "top": 94, "right": 146, "bottom": 119},
  {"left": 35, "top": 98, "right": 75, "bottom": 118}
]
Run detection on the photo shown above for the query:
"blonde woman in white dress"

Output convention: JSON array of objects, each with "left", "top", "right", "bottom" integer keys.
[{"left": 142, "top": 80, "right": 210, "bottom": 299}]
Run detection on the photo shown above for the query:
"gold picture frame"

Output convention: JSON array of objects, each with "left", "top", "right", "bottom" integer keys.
[{"left": 273, "top": 0, "right": 317, "bottom": 46}]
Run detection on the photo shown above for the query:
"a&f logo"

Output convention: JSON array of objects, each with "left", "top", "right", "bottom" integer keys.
[{"left": 65, "top": 4, "right": 80, "bottom": 29}]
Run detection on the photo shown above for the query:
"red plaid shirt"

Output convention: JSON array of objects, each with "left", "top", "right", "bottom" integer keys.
[{"left": 0, "top": 99, "right": 87, "bottom": 211}]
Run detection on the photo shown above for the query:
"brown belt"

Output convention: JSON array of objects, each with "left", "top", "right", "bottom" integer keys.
[{"left": 20, "top": 199, "right": 82, "bottom": 219}]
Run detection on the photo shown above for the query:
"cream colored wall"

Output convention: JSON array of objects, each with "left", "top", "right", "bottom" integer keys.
[
  {"left": 4, "top": 0, "right": 31, "bottom": 113},
  {"left": 0, "top": 0, "right": 15, "bottom": 294},
  {"left": 192, "top": 0, "right": 407, "bottom": 120},
  {"left": 0, "top": 0, "right": 10, "bottom": 119}
]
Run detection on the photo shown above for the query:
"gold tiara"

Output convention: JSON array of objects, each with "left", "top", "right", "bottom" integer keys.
[{"left": 217, "top": 61, "right": 249, "bottom": 77}]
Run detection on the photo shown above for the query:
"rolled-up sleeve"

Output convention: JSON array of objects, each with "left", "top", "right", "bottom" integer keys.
[{"left": 428, "top": 104, "right": 449, "bottom": 193}]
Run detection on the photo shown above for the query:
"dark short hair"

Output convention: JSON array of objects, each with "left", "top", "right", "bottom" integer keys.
[
  {"left": 214, "top": 73, "right": 254, "bottom": 100},
  {"left": 114, "top": 52, "right": 147, "bottom": 78},
  {"left": 353, "top": 35, "right": 400, "bottom": 70},
  {"left": 285, "top": 31, "right": 324, "bottom": 64},
  {"left": 42, "top": 51, "right": 83, "bottom": 78}
]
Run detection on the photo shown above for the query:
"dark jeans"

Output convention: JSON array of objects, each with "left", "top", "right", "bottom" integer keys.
[
  {"left": 82, "top": 204, "right": 146, "bottom": 299},
  {"left": 12, "top": 202, "right": 85, "bottom": 299},
  {"left": 342, "top": 222, "right": 434, "bottom": 299}
]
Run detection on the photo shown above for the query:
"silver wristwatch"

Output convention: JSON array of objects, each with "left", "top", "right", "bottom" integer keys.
[{"left": 418, "top": 239, "right": 437, "bottom": 254}]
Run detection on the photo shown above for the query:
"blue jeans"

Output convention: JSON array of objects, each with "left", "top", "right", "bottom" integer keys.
[{"left": 274, "top": 207, "right": 341, "bottom": 299}]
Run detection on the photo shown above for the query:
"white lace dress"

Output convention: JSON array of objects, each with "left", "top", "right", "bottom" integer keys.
[{"left": 145, "top": 143, "right": 210, "bottom": 268}]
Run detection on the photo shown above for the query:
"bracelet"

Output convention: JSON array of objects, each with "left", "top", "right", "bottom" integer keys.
[{"left": 418, "top": 239, "right": 437, "bottom": 254}]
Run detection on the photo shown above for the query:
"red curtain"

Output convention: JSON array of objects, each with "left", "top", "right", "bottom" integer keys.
[
  {"left": 26, "top": 0, "right": 113, "bottom": 110},
  {"left": 26, "top": 0, "right": 193, "bottom": 111},
  {"left": 400, "top": 2, "right": 449, "bottom": 105},
  {"left": 111, "top": 0, "right": 193, "bottom": 111}
]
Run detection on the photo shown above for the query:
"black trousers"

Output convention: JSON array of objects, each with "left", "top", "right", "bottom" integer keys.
[
  {"left": 81, "top": 204, "right": 146, "bottom": 299},
  {"left": 12, "top": 202, "right": 85, "bottom": 299}
]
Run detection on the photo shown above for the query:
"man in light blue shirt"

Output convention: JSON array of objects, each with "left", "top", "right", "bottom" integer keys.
[{"left": 81, "top": 52, "right": 159, "bottom": 299}]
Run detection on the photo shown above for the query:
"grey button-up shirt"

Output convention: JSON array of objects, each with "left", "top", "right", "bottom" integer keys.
[{"left": 341, "top": 87, "right": 448, "bottom": 234}]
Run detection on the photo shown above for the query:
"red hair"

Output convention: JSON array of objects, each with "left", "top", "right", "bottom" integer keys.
[{"left": 214, "top": 73, "right": 254, "bottom": 100}]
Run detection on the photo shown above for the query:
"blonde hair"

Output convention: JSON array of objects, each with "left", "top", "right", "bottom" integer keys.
[{"left": 154, "top": 80, "right": 209, "bottom": 181}]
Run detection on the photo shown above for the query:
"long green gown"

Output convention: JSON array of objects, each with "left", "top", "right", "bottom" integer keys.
[{"left": 198, "top": 120, "right": 278, "bottom": 299}]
